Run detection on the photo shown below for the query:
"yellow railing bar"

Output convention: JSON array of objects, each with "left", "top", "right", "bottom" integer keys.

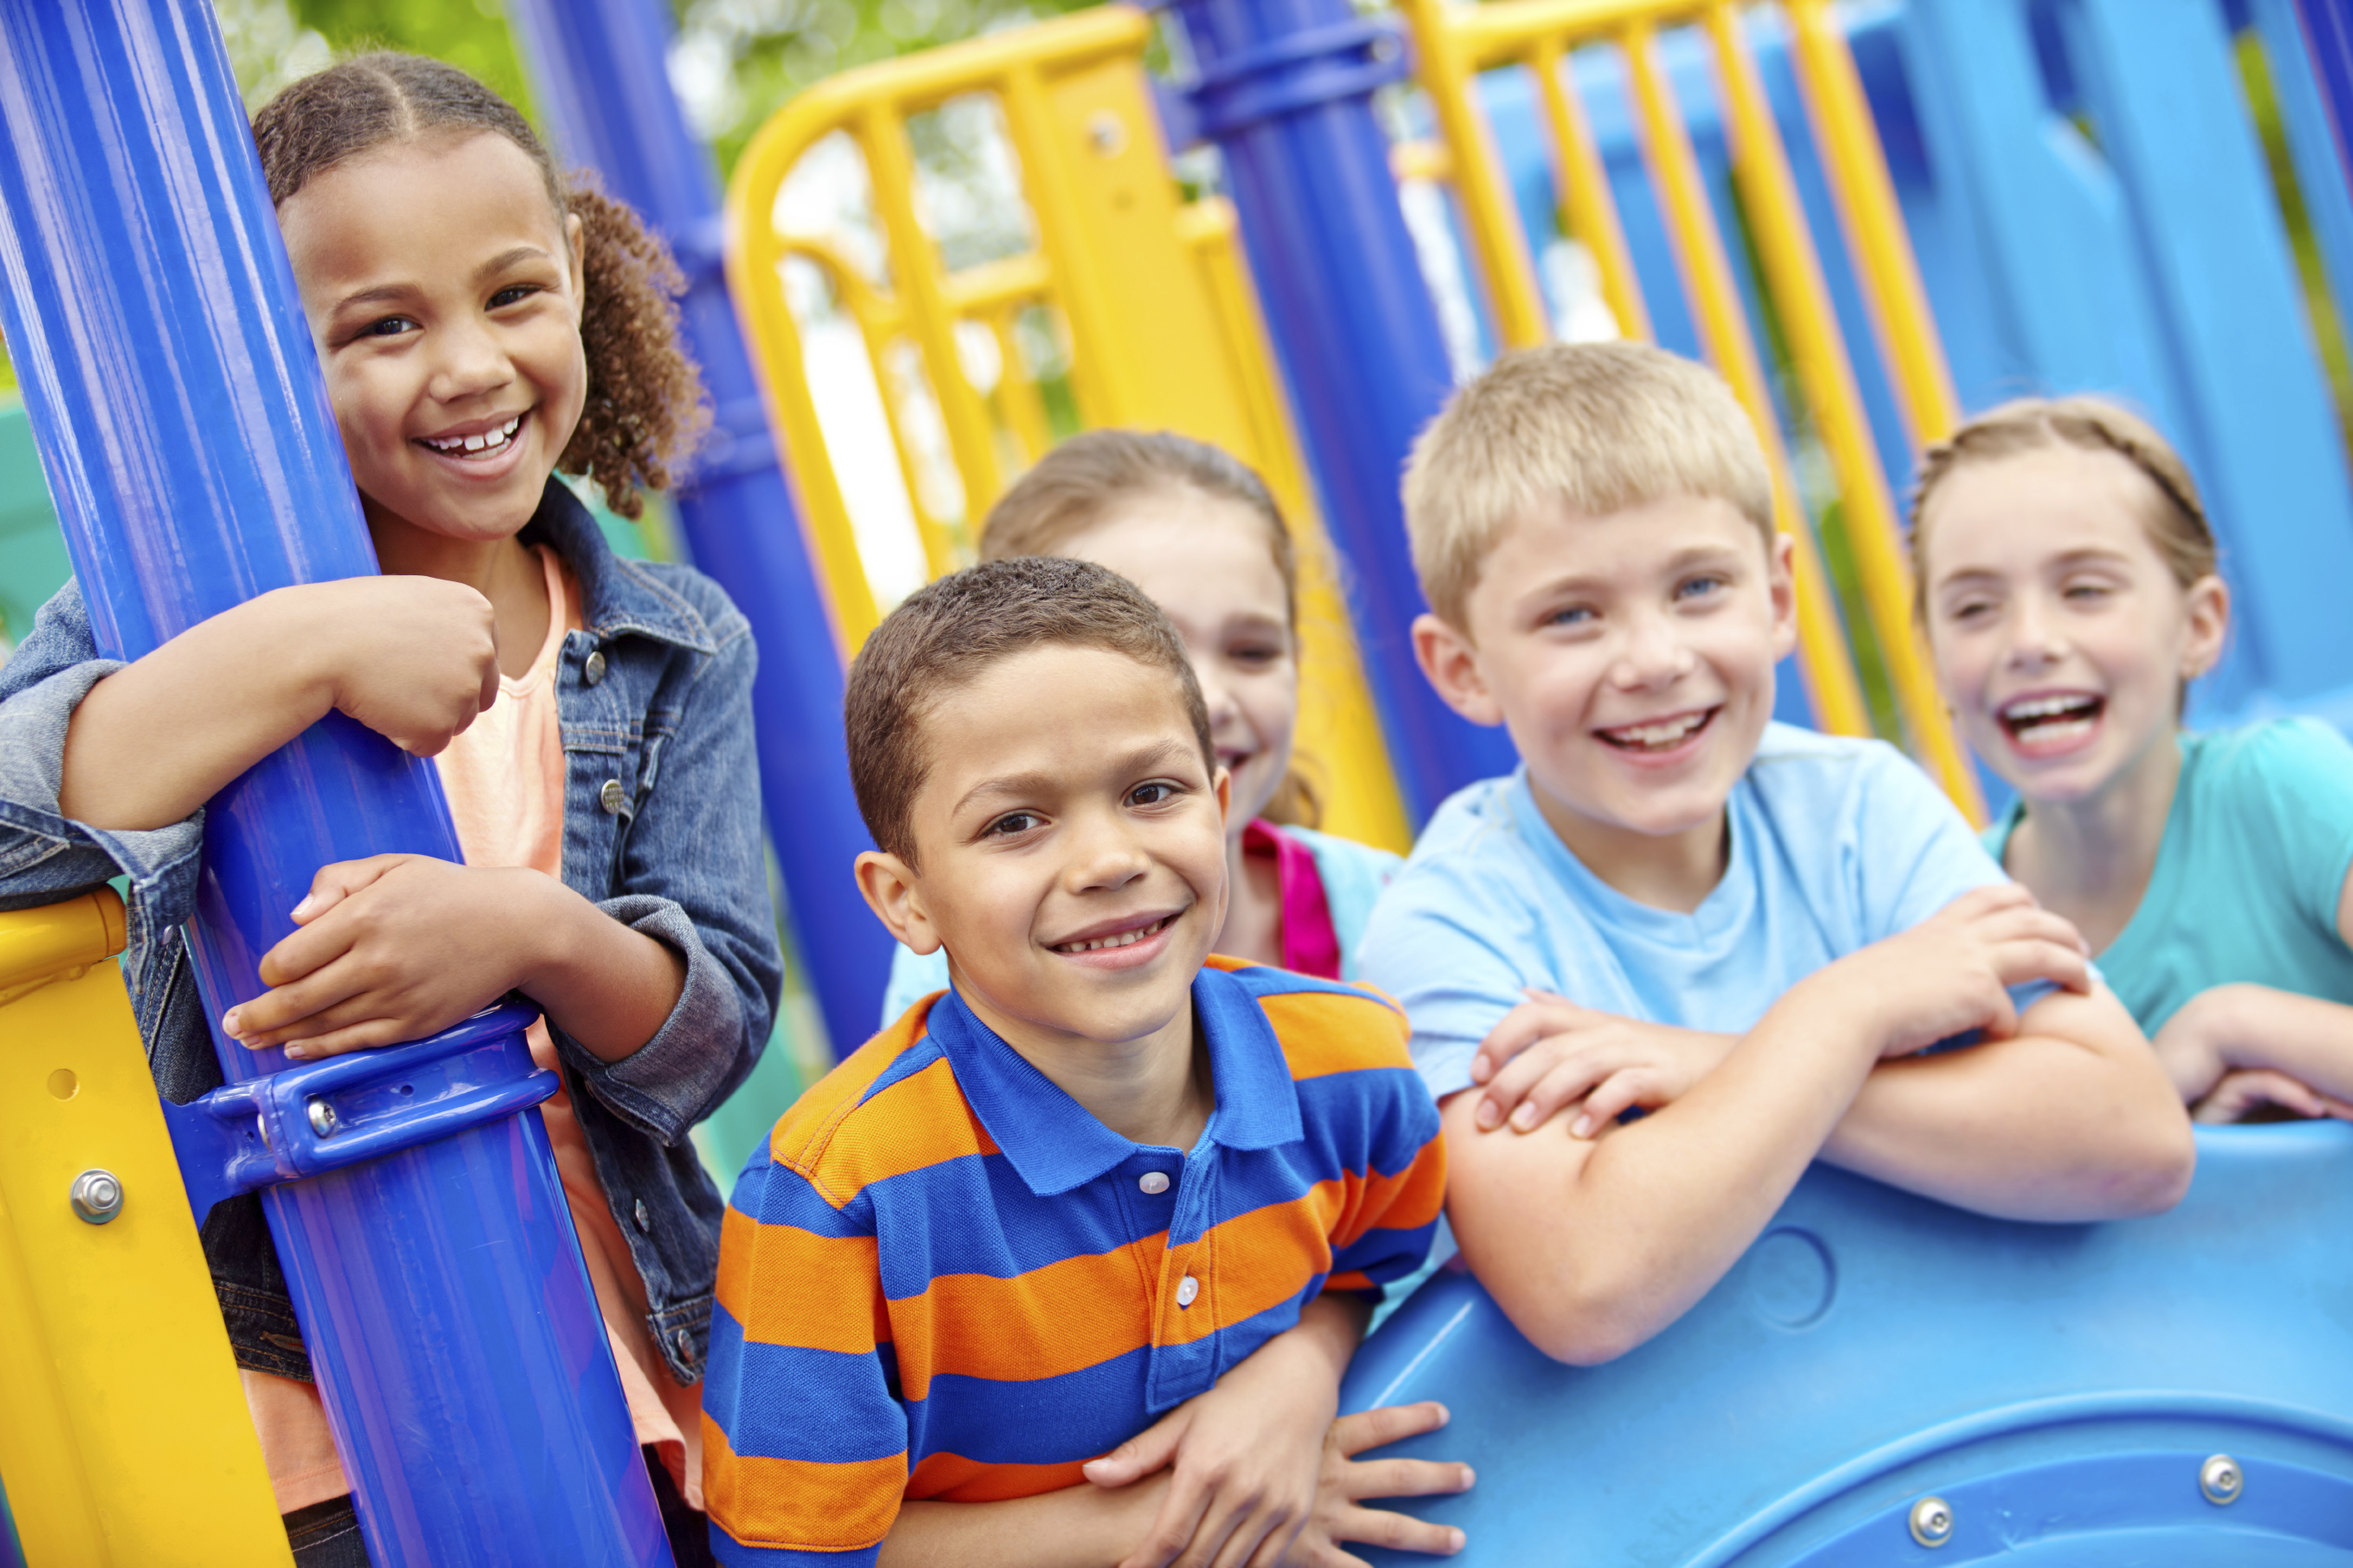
[
  {"left": 1398, "top": 0, "right": 1553, "bottom": 349},
  {"left": 1453, "top": 0, "right": 1708, "bottom": 68},
  {"left": 1700, "top": 1, "right": 1981, "bottom": 817},
  {"left": 1525, "top": 36, "right": 1653, "bottom": 340},
  {"left": 986, "top": 305, "right": 1056, "bottom": 466},
  {"left": 1619, "top": 18, "right": 1870, "bottom": 739},
  {"left": 1782, "top": 0, "right": 1960, "bottom": 445}
]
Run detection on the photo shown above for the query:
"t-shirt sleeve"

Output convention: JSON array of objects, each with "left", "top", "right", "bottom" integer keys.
[
  {"left": 1850, "top": 744, "right": 2060, "bottom": 1020},
  {"left": 1354, "top": 865, "right": 1533, "bottom": 1102},
  {"left": 2240, "top": 719, "right": 2353, "bottom": 943},
  {"left": 705, "top": 1149, "right": 907, "bottom": 1567},
  {"left": 879, "top": 944, "right": 951, "bottom": 1033},
  {"left": 1319, "top": 1000, "right": 1448, "bottom": 1299}
]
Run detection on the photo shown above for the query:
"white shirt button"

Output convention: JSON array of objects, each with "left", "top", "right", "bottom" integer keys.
[
  {"left": 1138, "top": 1171, "right": 1170, "bottom": 1195},
  {"left": 1175, "top": 1274, "right": 1199, "bottom": 1308}
]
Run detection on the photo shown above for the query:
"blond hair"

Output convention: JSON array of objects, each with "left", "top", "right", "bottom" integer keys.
[
  {"left": 1403, "top": 342, "right": 1775, "bottom": 628},
  {"left": 1909, "top": 397, "right": 2217, "bottom": 616}
]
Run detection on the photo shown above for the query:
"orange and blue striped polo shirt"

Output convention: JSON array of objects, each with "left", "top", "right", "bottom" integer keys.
[{"left": 701, "top": 956, "right": 1447, "bottom": 1565}]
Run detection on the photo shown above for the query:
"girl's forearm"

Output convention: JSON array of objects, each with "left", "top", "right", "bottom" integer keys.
[
  {"left": 518, "top": 879, "right": 688, "bottom": 1061},
  {"left": 2175, "top": 983, "right": 2353, "bottom": 1102},
  {"left": 882, "top": 1477, "right": 1167, "bottom": 1568},
  {"left": 59, "top": 590, "right": 334, "bottom": 830}
]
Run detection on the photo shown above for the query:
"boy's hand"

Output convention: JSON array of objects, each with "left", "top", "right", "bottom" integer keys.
[
  {"left": 2190, "top": 1068, "right": 2353, "bottom": 1124},
  {"left": 1083, "top": 1325, "right": 1334, "bottom": 1568},
  {"left": 1822, "top": 884, "right": 2091, "bottom": 1059},
  {"left": 223, "top": 854, "right": 548, "bottom": 1057},
  {"left": 1469, "top": 991, "right": 1735, "bottom": 1137},
  {"left": 1284, "top": 1403, "right": 1471, "bottom": 1566},
  {"left": 290, "top": 576, "right": 501, "bottom": 756}
]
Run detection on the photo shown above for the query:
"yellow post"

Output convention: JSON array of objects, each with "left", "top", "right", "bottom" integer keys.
[
  {"left": 1617, "top": 18, "right": 1870, "bottom": 740},
  {"left": 1782, "top": 0, "right": 1960, "bottom": 447},
  {"left": 1397, "top": 0, "right": 1555, "bottom": 349},
  {"left": 0, "top": 891, "right": 292, "bottom": 1568},
  {"left": 1526, "top": 36, "right": 1653, "bottom": 340},
  {"left": 1702, "top": 2, "right": 1981, "bottom": 818}
]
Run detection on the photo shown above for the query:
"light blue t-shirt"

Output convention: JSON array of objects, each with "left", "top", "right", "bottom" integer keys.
[
  {"left": 1359, "top": 723, "right": 2032, "bottom": 1100},
  {"left": 1983, "top": 718, "right": 2353, "bottom": 1035},
  {"left": 876, "top": 823, "right": 1404, "bottom": 1029}
]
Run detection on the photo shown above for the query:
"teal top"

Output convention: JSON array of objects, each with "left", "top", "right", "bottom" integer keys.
[
  {"left": 875, "top": 822, "right": 1405, "bottom": 1031},
  {"left": 1982, "top": 718, "right": 2353, "bottom": 1034}
]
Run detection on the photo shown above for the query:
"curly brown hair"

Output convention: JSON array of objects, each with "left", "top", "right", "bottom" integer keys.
[{"left": 249, "top": 52, "right": 706, "bottom": 519}]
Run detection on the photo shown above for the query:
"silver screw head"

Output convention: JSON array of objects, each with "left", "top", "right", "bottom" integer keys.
[
  {"left": 69, "top": 1168, "right": 124, "bottom": 1225},
  {"left": 1087, "top": 110, "right": 1127, "bottom": 157},
  {"left": 2200, "top": 1454, "right": 2243, "bottom": 1506},
  {"left": 1909, "top": 1495, "right": 1954, "bottom": 1547},
  {"left": 308, "top": 1098, "right": 340, "bottom": 1138}
]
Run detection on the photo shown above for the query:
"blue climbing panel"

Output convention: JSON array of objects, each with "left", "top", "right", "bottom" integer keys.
[{"left": 1344, "top": 1123, "right": 2353, "bottom": 1565}]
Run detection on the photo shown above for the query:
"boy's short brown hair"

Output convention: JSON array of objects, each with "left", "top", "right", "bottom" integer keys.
[
  {"left": 1402, "top": 342, "right": 1776, "bottom": 629},
  {"left": 845, "top": 556, "right": 1214, "bottom": 865}
]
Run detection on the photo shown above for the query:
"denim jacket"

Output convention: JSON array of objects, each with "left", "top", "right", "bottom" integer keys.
[{"left": 0, "top": 481, "right": 782, "bottom": 1388}]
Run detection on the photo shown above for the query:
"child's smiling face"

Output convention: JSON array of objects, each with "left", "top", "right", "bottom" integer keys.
[
  {"left": 1064, "top": 489, "right": 1296, "bottom": 834},
  {"left": 278, "top": 132, "right": 587, "bottom": 549},
  {"left": 875, "top": 644, "right": 1230, "bottom": 1058},
  {"left": 1416, "top": 494, "right": 1794, "bottom": 887},
  {"left": 1922, "top": 444, "right": 2227, "bottom": 806}
]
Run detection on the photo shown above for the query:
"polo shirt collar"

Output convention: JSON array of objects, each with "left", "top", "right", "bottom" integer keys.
[{"left": 926, "top": 966, "right": 1305, "bottom": 1196}]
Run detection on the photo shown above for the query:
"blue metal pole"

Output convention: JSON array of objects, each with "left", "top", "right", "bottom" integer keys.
[
  {"left": 2297, "top": 0, "right": 2353, "bottom": 199},
  {"left": 504, "top": 0, "right": 891, "bottom": 1058},
  {"left": 1165, "top": 0, "right": 1519, "bottom": 824},
  {"left": 0, "top": 4, "right": 666, "bottom": 1565}
]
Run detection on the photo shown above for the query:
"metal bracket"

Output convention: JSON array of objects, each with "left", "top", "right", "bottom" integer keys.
[
  {"left": 159, "top": 1001, "right": 555, "bottom": 1227},
  {"left": 1178, "top": 15, "right": 1410, "bottom": 141}
]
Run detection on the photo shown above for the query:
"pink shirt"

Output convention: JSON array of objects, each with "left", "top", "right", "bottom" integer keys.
[
  {"left": 241, "top": 546, "right": 703, "bottom": 1513},
  {"left": 1241, "top": 819, "right": 1344, "bottom": 979}
]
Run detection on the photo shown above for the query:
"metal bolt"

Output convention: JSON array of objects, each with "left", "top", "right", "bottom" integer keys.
[
  {"left": 1369, "top": 31, "right": 1403, "bottom": 63},
  {"left": 308, "top": 1098, "right": 340, "bottom": 1139},
  {"left": 2200, "top": 1454, "right": 2243, "bottom": 1506},
  {"left": 1908, "top": 1495, "right": 1954, "bottom": 1548},
  {"left": 600, "top": 778, "right": 628, "bottom": 814},
  {"left": 1087, "top": 110, "right": 1126, "bottom": 157},
  {"left": 69, "top": 1168, "right": 124, "bottom": 1225}
]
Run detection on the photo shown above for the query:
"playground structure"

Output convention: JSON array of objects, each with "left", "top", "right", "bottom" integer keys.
[{"left": 3, "top": 0, "right": 2353, "bottom": 1563}]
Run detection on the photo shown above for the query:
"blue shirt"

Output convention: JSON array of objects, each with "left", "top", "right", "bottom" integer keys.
[
  {"left": 1984, "top": 718, "right": 2353, "bottom": 1034},
  {"left": 1359, "top": 724, "right": 2028, "bottom": 1099}
]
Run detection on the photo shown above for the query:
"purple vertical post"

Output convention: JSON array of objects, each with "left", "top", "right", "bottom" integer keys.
[
  {"left": 504, "top": 0, "right": 890, "bottom": 1058},
  {"left": 0, "top": 1, "right": 667, "bottom": 1562},
  {"left": 1166, "top": 0, "right": 1519, "bottom": 822}
]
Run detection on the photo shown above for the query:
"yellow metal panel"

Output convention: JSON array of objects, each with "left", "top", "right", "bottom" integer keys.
[
  {"left": 1701, "top": 3, "right": 1981, "bottom": 820},
  {"left": 1526, "top": 37, "right": 1654, "bottom": 340},
  {"left": 1618, "top": 19, "right": 1870, "bottom": 739},
  {"left": 0, "top": 891, "right": 291, "bottom": 1568}
]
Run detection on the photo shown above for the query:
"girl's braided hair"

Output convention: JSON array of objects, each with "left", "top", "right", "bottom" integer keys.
[
  {"left": 1909, "top": 396, "right": 2217, "bottom": 619},
  {"left": 250, "top": 52, "right": 706, "bottom": 519}
]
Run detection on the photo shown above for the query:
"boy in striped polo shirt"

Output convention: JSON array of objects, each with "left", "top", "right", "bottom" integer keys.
[{"left": 703, "top": 559, "right": 1469, "bottom": 1567}]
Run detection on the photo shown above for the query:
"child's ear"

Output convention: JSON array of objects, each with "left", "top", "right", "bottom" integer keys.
[
  {"left": 2181, "top": 573, "right": 2230, "bottom": 683},
  {"left": 1413, "top": 612, "right": 1505, "bottom": 726},
  {"left": 1213, "top": 762, "right": 1233, "bottom": 828},
  {"left": 855, "top": 849, "right": 943, "bottom": 956},
  {"left": 564, "top": 211, "right": 586, "bottom": 312},
  {"left": 1766, "top": 532, "right": 1799, "bottom": 663}
]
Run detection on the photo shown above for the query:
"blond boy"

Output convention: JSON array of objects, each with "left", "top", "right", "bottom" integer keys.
[{"left": 1357, "top": 343, "right": 2194, "bottom": 1364}]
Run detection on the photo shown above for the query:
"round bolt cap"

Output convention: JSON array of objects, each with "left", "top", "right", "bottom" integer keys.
[
  {"left": 583, "top": 649, "right": 607, "bottom": 686},
  {"left": 2200, "top": 1454, "right": 2243, "bottom": 1506},
  {"left": 308, "top": 1098, "right": 340, "bottom": 1138},
  {"left": 70, "top": 1168, "right": 125, "bottom": 1225},
  {"left": 600, "top": 779, "right": 628, "bottom": 814},
  {"left": 1087, "top": 110, "right": 1127, "bottom": 157},
  {"left": 1909, "top": 1495, "right": 1954, "bottom": 1548}
]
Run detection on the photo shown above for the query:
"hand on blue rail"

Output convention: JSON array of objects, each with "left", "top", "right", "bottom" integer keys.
[
  {"left": 2152, "top": 981, "right": 2353, "bottom": 1124},
  {"left": 1827, "top": 884, "right": 2093, "bottom": 1059},
  {"left": 1287, "top": 1402, "right": 1471, "bottom": 1566},
  {"left": 221, "top": 852, "right": 545, "bottom": 1057},
  {"left": 1469, "top": 994, "right": 1734, "bottom": 1138},
  {"left": 2190, "top": 1068, "right": 2353, "bottom": 1124}
]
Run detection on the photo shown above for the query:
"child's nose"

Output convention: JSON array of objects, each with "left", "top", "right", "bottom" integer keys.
[
  {"left": 1066, "top": 810, "right": 1152, "bottom": 891},
  {"left": 428, "top": 319, "right": 513, "bottom": 403},
  {"left": 1611, "top": 614, "right": 1696, "bottom": 688},
  {"left": 2006, "top": 598, "right": 2069, "bottom": 665}
]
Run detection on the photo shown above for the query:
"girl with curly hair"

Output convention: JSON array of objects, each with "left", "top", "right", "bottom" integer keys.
[{"left": 0, "top": 53, "right": 777, "bottom": 1566}]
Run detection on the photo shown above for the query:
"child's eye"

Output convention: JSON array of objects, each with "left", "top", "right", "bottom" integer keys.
[
  {"left": 1676, "top": 573, "right": 1727, "bottom": 602},
  {"left": 1542, "top": 605, "right": 1595, "bottom": 630},
  {"left": 2062, "top": 580, "right": 2113, "bottom": 604},
  {"left": 983, "top": 811, "right": 1042, "bottom": 838},
  {"left": 1128, "top": 781, "right": 1183, "bottom": 807},
  {"left": 1228, "top": 642, "right": 1283, "bottom": 668},
  {"left": 361, "top": 315, "right": 416, "bottom": 339},
  {"left": 488, "top": 284, "right": 541, "bottom": 309}
]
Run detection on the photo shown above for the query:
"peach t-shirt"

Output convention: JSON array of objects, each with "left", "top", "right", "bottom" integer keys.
[{"left": 241, "top": 545, "right": 703, "bottom": 1513}]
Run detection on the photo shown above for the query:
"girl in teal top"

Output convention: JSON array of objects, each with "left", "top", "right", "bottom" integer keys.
[
  {"left": 878, "top": 431, "right": 1403, "bottom": 1027},
  {"left": 1914, "top": 396, "right": 2353, "bottom": 1124}
]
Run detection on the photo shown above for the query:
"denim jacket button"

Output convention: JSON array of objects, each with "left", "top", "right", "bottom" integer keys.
[
  {"left": 633, "top": 1199, "right": 651, "bottom": 1233},
  {"left": 583, "top": 649, "right": 606, "bottom": 686},
  {"left": 673, "top": 1327, "right": 697, "bottom": 1366},
  {"left": 600, "top": 779, "right": 627, "bottom": 814}
]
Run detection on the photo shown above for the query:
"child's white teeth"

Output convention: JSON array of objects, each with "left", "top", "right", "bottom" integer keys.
[
  {"left": 1607, "top": 713, "right": 1704, "bottom": 748},
  {"left": 1060, "top": 917, "right": 1169, "bottom": 953},
  {"left": 425, "top": 415, "right": 522, "bottom": 457},
  {"left": 2003, "top": 695, "right": 2098, "bottom": 721}
]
